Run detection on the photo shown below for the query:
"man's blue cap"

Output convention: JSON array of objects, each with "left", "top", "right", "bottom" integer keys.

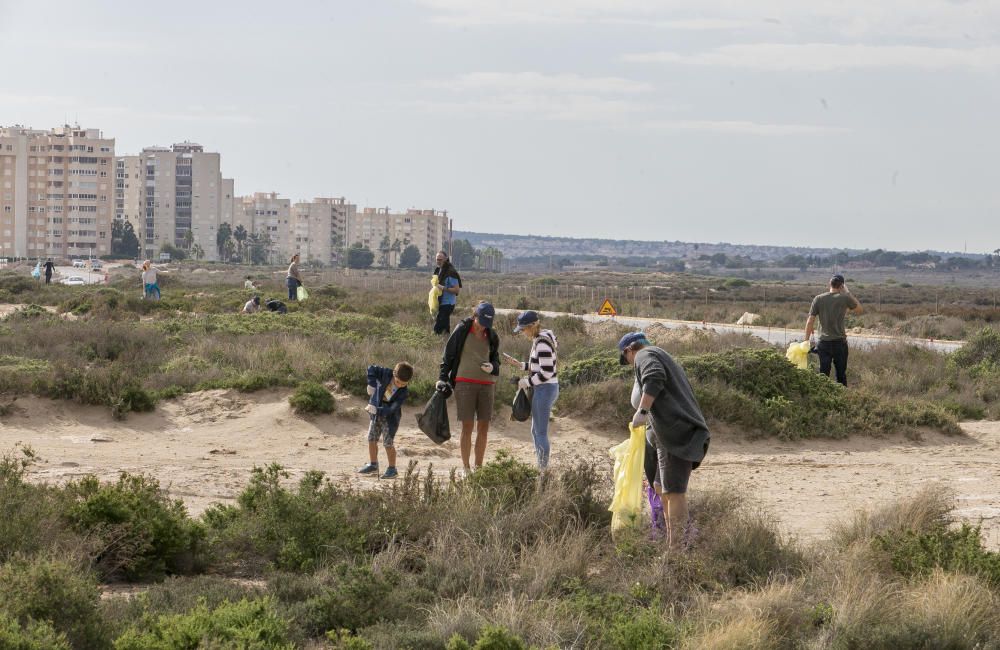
[
  {"left": 474, "top": 301, "right": 495, "bottom": 328},
  {"left": 513, "top": 310, "right": 539, "bottom": 333},
  {"left": 618, "top": 331, "right": 649, "bottom": 365}
]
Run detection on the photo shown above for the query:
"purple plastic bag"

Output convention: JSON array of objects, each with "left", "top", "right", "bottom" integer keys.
[{"left": 647, "top": 485, "right": 665, "bottom": 537}]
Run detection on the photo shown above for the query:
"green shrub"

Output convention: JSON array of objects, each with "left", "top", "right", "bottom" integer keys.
[
  {"left": 63, "top": 473, "right": 203, "bottom": 580},
  {"left": 875, "top": 523, "right": 1000, "bottom": 587},
  {"left": 464, "top": 451, "right": 538, "bottom": 511},
  {"left": 951, "top": 326, "right": 1000, "bottom": 374},
  {"left": 289, "top": 381, "right": 335, "bottom": 414},
  {"left": 204, "top": 465, "right": 364, "bottom": 572},
  {"left": 101, "top": 575, "right": 263, "bottom": 639},
  {"left": 560, "top": 350, "right": 630, "bottom": 386},
  {"left": 0, "top": 612, "right": 71, "bottom": 650},
  {"left": 605, "top": 609, "right": 680, "bottom": 650},
  {"left": 278, "top": 564, "right": 407, "bottom": 637},
  {"left": 0, "top": 555, "right": 106, "bottom": 649},
  {"left": 0, "top": 448, "right": 82, "bottom": 561},
  {"left": 113, "top": 597, "right": 294, "bottom": 650}
]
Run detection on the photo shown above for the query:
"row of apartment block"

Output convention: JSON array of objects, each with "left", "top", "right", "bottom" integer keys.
[
  {"left": 0, "top": 125, "right": 115, "bottom": 258},
  {"left": 1, "top": 124, "right": 451, "bottom": 267}
]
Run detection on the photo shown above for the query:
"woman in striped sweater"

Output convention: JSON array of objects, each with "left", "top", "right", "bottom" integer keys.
[{"left": 505, "top": 310, "right": 559, "bottom": 469}]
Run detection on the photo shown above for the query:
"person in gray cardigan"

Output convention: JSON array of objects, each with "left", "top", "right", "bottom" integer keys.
[{"left": 618, "top": 331, "right": 710, "bottom": 548}]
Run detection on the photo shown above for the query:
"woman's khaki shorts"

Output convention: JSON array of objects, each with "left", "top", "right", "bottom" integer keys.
[{"left": 454, "top": 382, "right": 496, "bottom": 422}]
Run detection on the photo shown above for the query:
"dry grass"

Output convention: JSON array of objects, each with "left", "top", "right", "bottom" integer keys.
[{"left": 829, "top": 483, "right": 954, "bottom": 549}]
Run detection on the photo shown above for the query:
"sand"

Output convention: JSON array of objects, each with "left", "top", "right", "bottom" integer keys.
[{"left": 1, "top": 389, "right": 998, "bottom": 548}]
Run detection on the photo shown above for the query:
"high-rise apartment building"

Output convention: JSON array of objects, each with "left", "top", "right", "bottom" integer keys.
[
  {"left": 290, "top": 197, "right": 356, "bottom": 266},
  {"left": 0, "top": 125, "right": 114, "bottom": 258},
  {"left": 115, "top": 142, "right": 232, "bottom": 260},
  {"left": 235, "top": 192, "right": 291, "bottom": 264},
  {"left": 347, "top": 207, "right": 450, "bottom": 268}
]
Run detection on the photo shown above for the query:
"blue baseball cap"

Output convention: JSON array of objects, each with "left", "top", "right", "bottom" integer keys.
[
  {"left": 474, "top": 301, "right": 495, "bottom": 328},
  {"left": 513, "top": 310, "right": 539, "bottom": 333},
  {"left": 618, "top": 331, "right": 649, "bottom": 365}
]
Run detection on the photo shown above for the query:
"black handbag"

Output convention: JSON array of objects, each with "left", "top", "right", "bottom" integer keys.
[{"left": 511, "top": 386, "right": 533, "bottom": 422}]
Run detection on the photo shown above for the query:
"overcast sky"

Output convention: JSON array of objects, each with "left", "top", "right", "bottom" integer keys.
[{"left": 1, "top": 0, "right": 998, "bottom": 252}]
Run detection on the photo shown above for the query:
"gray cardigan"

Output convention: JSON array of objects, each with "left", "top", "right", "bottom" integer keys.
[{"left": 634, "top": 346, "right": 710, "bottom": 465}]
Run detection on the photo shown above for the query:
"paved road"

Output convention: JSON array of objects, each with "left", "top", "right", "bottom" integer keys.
[{"left": 496, "top": 309, "right": 965, "bottom": 353}]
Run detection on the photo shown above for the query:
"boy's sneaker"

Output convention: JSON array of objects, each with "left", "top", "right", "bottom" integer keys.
[
  {"left": 357, "top": 462, "right": 379, "bottom": 475},
  {"left": 380, "top": 466, "right": 398, "bottom": 479}
]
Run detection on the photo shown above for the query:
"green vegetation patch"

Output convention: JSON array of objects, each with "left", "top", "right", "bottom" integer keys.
[
  {"left": 289, "top": 382, "right": 335, "bottom": 415},
  {"left": 681, "top": 348, "right": 957, "bottom": 438}
]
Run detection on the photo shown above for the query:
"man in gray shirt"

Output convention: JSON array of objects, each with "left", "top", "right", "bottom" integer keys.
[
  {"left": 805, "top": 274, "right": 863, "bottom": 386},
  {"left": 619, "top": 332, "right": 710, "bottom": 549}
]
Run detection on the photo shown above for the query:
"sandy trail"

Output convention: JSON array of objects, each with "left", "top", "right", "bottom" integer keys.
[{"left": 1, "top": 390, "right": 998, "bottom": 548}]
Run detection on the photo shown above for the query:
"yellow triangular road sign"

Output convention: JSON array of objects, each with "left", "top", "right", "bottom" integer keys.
[{"left": 597, "top": 299, "right": 617, "bottom": 316}]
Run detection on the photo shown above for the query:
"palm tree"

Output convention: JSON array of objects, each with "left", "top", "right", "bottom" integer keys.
[
  {"left": 191, "top": 243, "right": 205, "bottom": 260},
  {"left": 233, "top": 225, "right": 248, "bottom": 263},
  {"left": 223, "top": 239, "right": 236, "bottom": 263},
  {"left": 182, "top": 229, "right": 194, "bottom": 251}
]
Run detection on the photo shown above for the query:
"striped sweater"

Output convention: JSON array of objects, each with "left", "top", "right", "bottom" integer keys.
[{"left": 521, "top": 329, "right": 558, "bottom": 386}]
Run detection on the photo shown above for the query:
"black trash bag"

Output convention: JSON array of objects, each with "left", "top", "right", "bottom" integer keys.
[
  {"left": 511, "top": 386, "right": 533, "bottom": 422},
  {"left": 417, "top": 390, "right": 451, "bottom": 444}
]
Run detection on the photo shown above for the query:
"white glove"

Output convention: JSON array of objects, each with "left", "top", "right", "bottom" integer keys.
[
  {"left": 366, "top": 385, "right": 375, "bottom": 396},
  {"left": 435, "top": 380, "right": 449, "bottom": 392},
  {"left": 518, "top": 376, "right": 531, "bottom": 390},
  {"left": 365, "top": 404, "right": 378, "bottom": 416},
  {"left": 632, "top": 408, "right": 649, "bottom": 429},
  {"left": 480, "top": 362, "right": 495, "bottom": 374}
]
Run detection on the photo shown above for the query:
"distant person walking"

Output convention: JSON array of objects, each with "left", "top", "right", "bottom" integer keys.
[
  {"left": 244, "top": 275, "right": 258, "bottom": 291},
  {"left": 805, "top": 274, "right": 863, "bottom": 386},
  {"left": 433, "top": 251, "right": 462, "bottom": 334},
  {"left": 141, "top": 260, "right": 162, "bottom": 300},
  {"left": 286, "top": 254, "right": 302, "bottom": 301},
  {"left": 43, "top": 259, "right": 55, "bottom": 284},
  {"left": 437, "top": 302, "right": 500, "bottom": 474},
  {"left": 619, "top": 331, "right": 710, "bottom": 549},
  {"left": 504, "top": 310, "right": 559, "bottom": 470}
]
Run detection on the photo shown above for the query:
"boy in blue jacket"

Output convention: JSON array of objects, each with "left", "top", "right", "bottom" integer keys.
[{"left": 358, "top": 361, "right": 414, "bottom": 479}]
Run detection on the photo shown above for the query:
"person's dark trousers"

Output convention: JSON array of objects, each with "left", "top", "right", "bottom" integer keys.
[
  {"left": 817, "top": 339, "right": 849, "bottom": 386},
  {"left": 287, "top": 277, "right": 299, "bottom": 300},
  {"left": 433, "top": 303, "right": 454, "bottom": 334},
  {"left": 44, "top": 275, "right": 51, "bottom": 284}
]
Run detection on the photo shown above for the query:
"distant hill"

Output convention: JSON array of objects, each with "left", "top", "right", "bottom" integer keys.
[{"left": 453, "top": 231, "right": 975, "bottom": 263}]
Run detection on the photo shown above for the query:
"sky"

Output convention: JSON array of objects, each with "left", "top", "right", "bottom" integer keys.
[{"left": 1, "top": 0, "right": 998, "bottom": 253}]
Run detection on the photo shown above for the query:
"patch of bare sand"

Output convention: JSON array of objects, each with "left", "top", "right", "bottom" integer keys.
[{"left": 2, "top": 390, "right": 999, "bottom": 548}]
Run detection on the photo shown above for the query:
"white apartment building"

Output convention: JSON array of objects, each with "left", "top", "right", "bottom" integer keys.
[
  {"left": 0, "top": 125, "right": 114, "bottom": 258},
  {"left": 235, "top": 192, "right": 291, "bottom": 264},
  {"left": 290, "top": 197, "right": 356, "bottom": 266},
  {"left": 347, "top": 207, "right": 450, "bottom": 268},
  {"left": 115, "top": 142, "right": 232, "bottom": 260}
]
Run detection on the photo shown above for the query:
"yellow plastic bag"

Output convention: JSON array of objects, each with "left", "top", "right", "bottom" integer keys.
[
  {"left": 785, "top": 340, "right": 810, "bottom": 370},
  {"left": 428, "top": 274, "right": 443, "bottom": 314},
  {"left": 609, "top": 423, "right": 647, "bottom": 531},
  {"left": 297, "top": 285, "right": 309, "bottom": 301}
]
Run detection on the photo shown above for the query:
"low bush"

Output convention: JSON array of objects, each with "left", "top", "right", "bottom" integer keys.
[
  {"left": 0, "top": 555, "right": 106, "bottom": 650},
  {"left": 204, "top": 465, "right": 365, "bottom": 572},
  {"left": 63, "top": 473, "right": 204, "bottom": 580},
  {"left": 951, "top": 326, "right": 1000, "bottom": 374},
  {"left": 0, "top": 612, "right": 71, "bottom": 650},
  {"left": 462, "top": 450, "right": 538, "bottom": 511},
  {"left": 101, "top": 575, "right": 263, "bottom": 639},
  {"left": 875, "top": 523, "right": 1000, "bottom": 587},
  {"left": 288, "top": 381, "right": 335, "bottom": 414},
  {"left": 113, "top": 597, "right": 294, "bottom": 650}
]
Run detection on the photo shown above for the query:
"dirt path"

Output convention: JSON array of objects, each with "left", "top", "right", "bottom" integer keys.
[{"left": 2, "top": 390, "right": 998, "bottom": 548}]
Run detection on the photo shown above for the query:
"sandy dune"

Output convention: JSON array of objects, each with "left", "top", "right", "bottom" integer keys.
[{"left": 1, "top": 389, "right": 998, "bottom": 548}]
